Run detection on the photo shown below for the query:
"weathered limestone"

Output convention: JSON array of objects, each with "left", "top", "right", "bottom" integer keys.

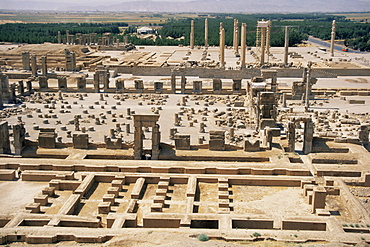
[
  {"left": 287, "top": 121, "right": 295, "bottom": 152},
  {"left": 57, "top": 31, "right": 61, "bottom": 44},
  {"left": 190, "top": 20, "right": 194, "bottom": 49},
  {"left": 93, "top": 66, "right": 109, "bottom": 93},
  {"left": 330, "top": 20, "right": 336, "bottom": 57},
  {"left": 22, "top": 52, "right": 31, "bottom": 71},
  {"left": 359, "top": 125, "right": 369, "bottom": 144},
  {"left": 38, "top": 128, "right": 56, "bottom": 149},
  {"left": 213, "top": 79, "right": 222, "bottom": 94},
  {"left": 209, "top": 130, "right": 225, "bottom": 151},
  {"left": 0, "top": 72, "right": 10, "bottom": 103},
  {"left": 244, "top": 139, "right": 260, "bottom": 151},
  {"left": 58, "top": 76, "right": 67, "bottom": 92},
  {"left": 303, "top": 120, "right": 314, "bottom": 155},
  {"left": 73, "top": 134, "right": 89, "bottom": 149},
  {"left": 170, "top": 69, "right": 176, "bottom": 93},
  {"left": 133, "top": 115, "right": 160, "bottom": 160},
  {"left": 180, "top": 69, "right": 186, "bottom": 94},
  {"left": 312, "top": 186, "right": 326, "bottom": 213},
  {"left": 41, "top": 55, "right": 47, "bottom": 76},
  {"left": 76, "top": 76, "right": 86, "bottom": 92},
  {"left": 240, "top": 23, "right": 247, "bottom": 69},
  {"left": 0, "top": 121, "right": 11, "bottom": 154},
  {"left": 204, "top": 18, "right": 209, "bottom": 47},
  {"left": 31, "top": 54, "right": 37, "bottom": 76},
  {"left": 134, "top": 79, "right": 144, "bottom": 93},
  {"left": 219, "top": 23, "right": 225, "bottom": 69},
  {"left": 18, "top": 80, "right": 24, "bottom": 95},
  {"left": 233, "top": 19, "right": 239, "bottom": 55},
  {"left": 115, "top": 78, "right": 124, "bottom": 93},
  {"left": 284, "top": 26, "right": 290, "bottom": 65},
  {"left": 38, "top": 76, "right": 48, "bottom": 90},
  {"left": 193, "top": 81, "right": 202, "bottom": 94},
  {"left": 232, "top": 79, "right": 241, "bottom": 94},
  {"left": 13, "top": 123, "right": 26, "bottom": 155},
  {"left": 154, "top": 81, "right": 163, "bottom": 94},
  {"left": 174, "top": 134, "right": 190, "bottom": 150},
  {"left": 65, "top": 49, "right": 76, "bottom": 71}
]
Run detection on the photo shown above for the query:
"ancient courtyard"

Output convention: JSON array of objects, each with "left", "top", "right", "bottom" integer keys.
[{"left": 0, "top": 19, "right": 370, "bottom": 246}]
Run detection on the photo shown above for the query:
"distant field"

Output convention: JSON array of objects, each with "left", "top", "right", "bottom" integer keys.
[
  {"left": 332, "top": 12, "right": 370, "bottom": 22},
  {"left": 0, "top": 12, "right": 198, "bottom": 24}
]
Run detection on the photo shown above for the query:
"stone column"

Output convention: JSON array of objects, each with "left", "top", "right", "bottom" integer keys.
[
  {"left": 0, "top": 81, "right": 3, "bottom": 109},
  {"left": 233, "top": 19, "right": 239, "bottom": 55},
  {"left": 232, "top": 79, "right": 241, "bottom": 94},
  {"left": 26, "top": 80, "right": 32, "bottom": 95},
  {"left": 219, "top": 24, "right": 225, "bottom": 69},
  {"left": 77, "top": 76, "right": 86, "bottom": 92},
  {"left": 266, "top": 20, "right": 271, "bottom": 58},
  {"left": 240, "top": 23, "right": 247, "bottom": 69},
  {"left": 305, "top": 62, "right": 312, "bottom": 112},
  {"left": 134, "top": 125, "right": 143, "bottom": 160},
  {"left": 180, "top": 71, "right": 186, "bottom": 94},
  {"left": 282, "top": 93, "right": 287, "bottom": 108},
  {"left": 13, "top": 123, "right": 25, "bottom": 156},
  {"left": 57, "top": 31, "right": 61, "bottom": 44},
  {"left": 66, "top": 30, "right": 70, "bottom": 44},
  {"left": 0, "top": 121, "right": 10, "bottom": 154},
  {"left": 330, "top": 20, "right": 336, "bottom": 57},
  {"left": 41, "top": 55, "right": 47, "bottom": 76},
  {"left": 260, "top": 25, "right": 266, "bottom": 65},
  {"left": 152, "top": 124, "right": 161, "bottom": 160},
  {"left": 287, "top": 121, "right": 295, "bottom": 152},
  {"left": 204, "top": 18, "right": 209, "bottom": 47},
  {"left": 170, "top": 69, "right": 176, "bottom": 94},
  {"left": 22, "top": 52, "right": 30, "bottom": 70},
  {"left": 359, "top": 125, "right": 369, "bottom": 144},
  {"left": 284, "top": 26, "right": 290, "bottom": 65},
  {"left": 18, "top": 80, "right": 24, "bottom": 95},
  {"left": 263, "top": 127, "right": 272, "bottom": 150},
  {"left": 9, "top": 84, "right": 16, "bottom": 103},
  {"left": 190, "top": 20, "right": 195, "bottom": 49},
  {"left": 303, "top": 120, "right": 314, "bottom": 155},
  {"left": 31, "top": 54, "right": 37, "bottom": 76}
]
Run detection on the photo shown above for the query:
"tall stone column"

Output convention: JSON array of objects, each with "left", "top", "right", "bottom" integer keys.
[
  {"left": 57, "top": 31, "right": 61, "bottom": 44},
  {"left": 284, "top": 26, "right": 290, "bottom": 65},
  {"left": 305, "top": 62, "right": 312, "bottom": 112},
  {"left": 66, "top": 30, "right": 69, "bottom": 44},
  {"left": 41, "top": 55, "right": 47, "bottom": 76},
  {"left": 31, "top": 54, "right": 37, "bottom": 76},
  {"left": 266, "top": 20, "right": 271, "bottom": 58},
  {"left": 204, "top": 18, "right": 209, "bottom": 47},
  {"left": 134, "top": 125, "right": 143, "bottom": 160},
  {"left": 330, "top": 20, "right": 336, "bottom": 57},
  {"left": 171, "top": 69, "right": 176, "bottom": 93},
  {"left": 22, "top": 52, "right": 30, "bottom": 70},
  {"left": 190, "top": 20, "right": 195, "bottom": 49},
  {"left": 0, "top": 121, "right": 10, "bottom": 154},
  {"left": 219, "top": 24, "right": 225, "bottom": 69},
  {"left": 233, "top": 19, "right": 239, "bottom": 55},
  {"left": 287, "top": 121, "right": 295, "bottom": 152},
  {"left": 18, "top": 80, "right": 24, "bottom": 95},
  {"left": 240, "top": 23, "right": 247, "bottom": 69},
  {"left": 152, "top": 124, "right": 161, "bottom": 160},
  {"left": 180, "top": 73, "right": 186, "bottom": 94},
  {"left": 260, "top": 26, "right": 266, "bottom": 65},
  {"left": 303, "top": 120, "right": 314, "bottom": 155}
]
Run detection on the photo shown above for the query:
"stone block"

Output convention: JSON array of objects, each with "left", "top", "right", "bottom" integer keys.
[
  {"left": 26, "top": 203, "right": 40, "bottom": 213},
  {"left": 98, "top": 202, "right": 111, "bottom": 214},
  {"left": 103, "top": 194, "right": 115, "bottom": 204},
  {"left": 73, "top": 134, "right": 89, "bottom": 149},
  {"left": 107, "top": 187, "right": 120, "bottom": 197},
  {"left": 34, "top": 194, "right": 48, "bottom": 206}
]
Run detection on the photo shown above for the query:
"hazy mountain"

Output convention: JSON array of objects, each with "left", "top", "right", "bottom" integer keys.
[{"left": 1, "top": 0, "right": 370, "bottom": 13}]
